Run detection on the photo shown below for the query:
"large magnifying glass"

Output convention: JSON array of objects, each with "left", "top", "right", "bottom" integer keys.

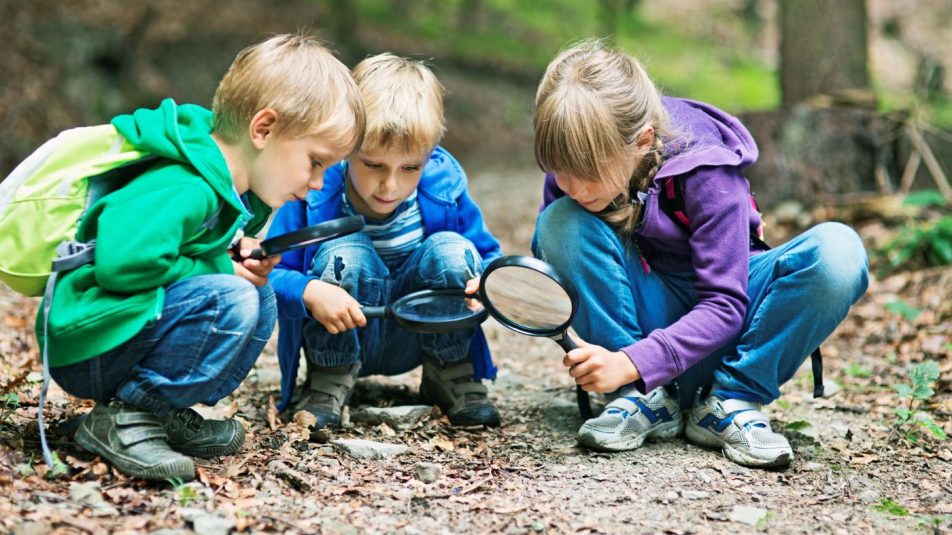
[
  {"left": 361, "top": 288, "right": 488, "bottom": 334},
  {"left": 479, "top": 255, "right": 593, "bottom": 420},
  {"left": 233, "top": 215, "right": 366, "bottom": 261}
]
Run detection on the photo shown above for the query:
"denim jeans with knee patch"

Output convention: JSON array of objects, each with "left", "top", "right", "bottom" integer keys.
[
  {"left": 51, "top": 274, "right": 277, "bottom": 416},
  {"left": 302, "top": 231, "right": 482, "bottom": 376}
]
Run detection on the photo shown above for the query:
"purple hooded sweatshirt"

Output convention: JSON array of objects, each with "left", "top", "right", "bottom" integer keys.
[{"left": 540, "top": 96, "right": 763, "bottom": 393}]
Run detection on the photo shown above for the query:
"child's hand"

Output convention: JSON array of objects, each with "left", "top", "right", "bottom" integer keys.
[
  {"left": 463, "top": 276, "right": 481, "bottom": 312},
  {"left": 563, "top": 338, "right": 641, "bottom": 393},
  {"left": 303, "top": 280, "right": 366, "bottom": 334},
  {"left": 231, "top": 237, "right": 281, "bottom": 286}
]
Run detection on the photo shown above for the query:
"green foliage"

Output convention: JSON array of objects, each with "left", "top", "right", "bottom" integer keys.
[
  {"left": 873, "top": 498, "right": 910, "bottom": 516},
  {"left": 903, "top": 189, "right": 949, "bottom": 208},
  {"left": 844, "top": 363, "right": 872, "bottom": 378},
  {"left": 892, "top": 361, "right": 946, "bottom": 444},
  {"left": 45, "top": 451, "right": 70, "bottom": 480},
  {"left": 0, "top": 392, "right": 19, "bottom": 424},
  {"left": 167, "top": 477, "right": 200, "bottom": 506},
  {"left": 884, "top": 299, "right": 922, "bottom": 322},
  {"left": 784, "top": 420, "right": 813, "bottom": 432},
  {"left": 878, "top": 214, "right": 952, "bottom": 276}
]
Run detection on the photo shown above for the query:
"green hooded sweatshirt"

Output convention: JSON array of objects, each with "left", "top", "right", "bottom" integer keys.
[{"left": 36, "top": 99, "right": 271, "bottom": 367}]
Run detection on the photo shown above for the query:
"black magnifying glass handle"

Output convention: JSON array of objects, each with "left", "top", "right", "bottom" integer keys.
[
  {"left": 552, "top": 330, "right": 578, "bottom": 353},
  {"left": 230, "top": 243, "right": 268, "bottom": 262},
  {"left": 361, "top": 306, "right": 388, "bottom": 319},
  {"left": 551, "top": 331, "right": 594, "bottom": 420}
]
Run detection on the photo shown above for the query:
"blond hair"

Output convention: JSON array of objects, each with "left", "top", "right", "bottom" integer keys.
[
  {"left": 352, "top": 53, "right": 445, "bottom": 155},
  {"left": 213, "top": 34, "right": 365, "bottom": 156},
  {"left": 535, "top": 40, "right": 668, "bottom": 238}
]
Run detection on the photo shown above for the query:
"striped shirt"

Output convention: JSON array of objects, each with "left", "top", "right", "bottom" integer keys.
[{"left": 340, "top": 189, "right": 424, "bottom": 269}]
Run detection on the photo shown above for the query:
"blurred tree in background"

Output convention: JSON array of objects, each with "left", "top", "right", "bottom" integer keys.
[{"left": 1, "top": 0, "right": 950, "bottom": 206}]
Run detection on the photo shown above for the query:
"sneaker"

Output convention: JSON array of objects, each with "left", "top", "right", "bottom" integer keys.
[
  {"left": 162, "top": 408, "right": 245, "bottom": 458},
  {"left": 577, "top": 386, "right": 683, "bottom": 451},
  {"left": 74, "top": 401, "right": 194, "bottom": 481},
  {"left": 685, "top": 392, "right": 793, "bottom": 468},
  {"left": 296, "top": 361, "right": 361, "bottom": 433},
  {"left": 420, "top": 358, "right": 501, "bottom": 427}
]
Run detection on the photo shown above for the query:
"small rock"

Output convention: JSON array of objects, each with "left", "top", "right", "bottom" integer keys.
[
  {"left": 680, "top": 490, "right": 710, "bottom": 500},
  {"left": 801, "top": 461, "right": 826, "bottom": 472},
  {"left": 663, "top": 491, "right": 679, "bottom": 502},
  {"left": 729, "top": 506, "right": 769, "bottom": 526},
  {"left": 12, "top": 522, "right": 48, "bottom": 535},
  {"left": 351, "top": 405, "right": 431, "bottom": 431},
  {"left": 414, "top": 462, "right": 441, "bottom": 483},
  {"left": 178, "top": 509, "right": 234, "bottom": 535},
  {"left": 332, "top": 438, "right": 410, "bottom": 460},
  {"left": 192, "top": 515, "right": 235, "bottom": 535},
  {"left": 26, "top": 372, "right": 43, "bottom": 383},
  {"left": 858, "top": 489, "right": 881, "bottom": 504},
  {"left": 69, "top": 482, "right": 105, "bottom": 506}
]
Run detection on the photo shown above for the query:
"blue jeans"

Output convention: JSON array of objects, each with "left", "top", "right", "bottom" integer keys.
[
  {"left": 51, "top": 274, "right": 277, "bottom": 416},
  {"left": 302, "top": 231, "right": 481, "bottom": 376},
  {"left": 533, "top": 200, "right": 869, "bottom": 408}
]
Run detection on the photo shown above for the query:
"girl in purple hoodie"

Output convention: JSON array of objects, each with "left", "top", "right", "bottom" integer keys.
[{"left": 532, "top": 40, "right": 868, "bottom": 468}]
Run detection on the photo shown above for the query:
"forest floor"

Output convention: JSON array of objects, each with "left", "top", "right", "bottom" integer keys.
[{"left": 0, "top": 168, "right": 950, "bottom": 535}]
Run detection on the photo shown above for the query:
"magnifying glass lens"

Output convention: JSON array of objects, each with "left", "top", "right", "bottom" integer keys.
[
  {"left": 482, "top": 266, "right": 573, "bottom": 331},
  {"left": 393, "top": 293, "right": 484, "bottom": 323}
]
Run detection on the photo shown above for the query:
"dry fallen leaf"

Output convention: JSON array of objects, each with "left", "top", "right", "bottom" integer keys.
[
  {"left": 293, "top": 410, "right": 317, "bottom": 429},
  {"left": 430, "top": 437, "right": 455, "bottom": 452}
]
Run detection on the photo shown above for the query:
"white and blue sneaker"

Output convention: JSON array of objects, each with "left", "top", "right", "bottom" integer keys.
[
  {"left": 577, "top": 386, "right": 683, "bottom": 451},
  {"left": 685, "top": 392, "right": 793, "bottom": 468}
]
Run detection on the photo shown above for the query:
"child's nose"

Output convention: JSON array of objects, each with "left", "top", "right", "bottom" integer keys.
[
  {"left": 381, "top": 172, "right": 397, "bottom": 192},
  {"left": 308, "top": 172, "right": 323, "bottom": 191}
]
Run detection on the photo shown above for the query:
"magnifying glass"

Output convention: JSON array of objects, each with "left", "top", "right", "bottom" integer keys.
[
  {"left": 361, "top": 288, "right": 488, "bottom": 334},
  {"left": 478, "top": 255, "right": 594, "bottom": 420},
  {"left": 233, "top": 215, "right": 365, "bottom": 261}
]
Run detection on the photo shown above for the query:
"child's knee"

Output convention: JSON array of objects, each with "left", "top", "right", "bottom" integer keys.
[
  {"left": 312, "top": 233, "right": 387, "bottom": 287},
  {"left": 418, "top": 232, "right": 481, "bottom": 282},
  {"left": 535, "top": 198, "right": 612, "bottom": 268},
  {"left": 809, "top": 222, "right": 869, "bottom": 301},
  {"left": 210, "top": 275, "right": 261, "bottom": 332}
]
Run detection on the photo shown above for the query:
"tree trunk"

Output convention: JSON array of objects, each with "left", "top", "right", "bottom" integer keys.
[{"left": 779, "top": 0, "right": 871, "bottom": 108}]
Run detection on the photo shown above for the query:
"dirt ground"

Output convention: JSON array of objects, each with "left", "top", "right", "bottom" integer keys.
[{"left": 0, "top": 168, "right": 950, "bottom": 534}]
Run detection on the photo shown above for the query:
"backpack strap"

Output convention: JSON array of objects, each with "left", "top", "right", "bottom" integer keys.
[{"left": 656, "top": 175, "right": 826, "bottom": 399}]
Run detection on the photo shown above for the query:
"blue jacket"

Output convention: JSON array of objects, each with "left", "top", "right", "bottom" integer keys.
[{"left": 268, "top": 146, "right": 503, "bottom": 410}]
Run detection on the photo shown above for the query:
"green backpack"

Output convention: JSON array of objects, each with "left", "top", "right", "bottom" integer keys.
[
  {"left": 0, "top": 124, "right": 154, "bottom": 296},
  {"left": 0, "top": 124, "right": 223, "bottom": 471}
]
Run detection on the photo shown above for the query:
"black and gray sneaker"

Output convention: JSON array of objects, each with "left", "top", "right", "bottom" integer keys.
[
  {"left": 420, "top": 358, "right": 501, "bottom": 427},
  {"left": 162, "top": 407, "right": 245, "bottom": 459},
  {"left": 74, "top": 401, "right": 194, "bottom": 481}
]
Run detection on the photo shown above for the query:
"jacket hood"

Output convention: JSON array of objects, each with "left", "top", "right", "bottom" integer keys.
[
  {"left": 111, "top": 98, "right": 245, "bottom": 214},
  {"left": 306, "top": 145, "right": 467, "bottom": 209},
  {"left": 656, "top": 97, "right": 759, "bottom": 180}
]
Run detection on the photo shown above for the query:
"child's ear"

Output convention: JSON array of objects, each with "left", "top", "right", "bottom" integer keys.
[
  {"left": 636, "top": 126, "right": 655, "bottom": 150},
  {"left": 249, "top": 109, "right": 279, "bottom": 149}
]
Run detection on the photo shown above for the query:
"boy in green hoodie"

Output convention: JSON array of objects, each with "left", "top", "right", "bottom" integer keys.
[{"left": 37, "top": 34, "right": 365, "bottom": 481}]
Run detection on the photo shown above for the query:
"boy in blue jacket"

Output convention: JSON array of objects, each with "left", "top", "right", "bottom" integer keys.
[{"left": 269, "top": 54, "right": 504, "bottom": 432}]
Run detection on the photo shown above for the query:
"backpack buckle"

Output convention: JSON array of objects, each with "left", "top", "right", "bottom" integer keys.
[{"left": 51, "top": 240, "right": 96, "bottom": 272}]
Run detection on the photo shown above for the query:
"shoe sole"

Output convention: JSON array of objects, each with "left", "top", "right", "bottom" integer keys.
[
  {"left": 75, "top": 424, "right": 194, "bottom": 481},
  {"left": 684, "top": 419, "right": 793, "bottom": 468},
  {"left": 577, "top": 418, "right": 684, "bottom": 452},
  {"left": 171, "top": 424, "right": 246, "bottom": 459}
]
